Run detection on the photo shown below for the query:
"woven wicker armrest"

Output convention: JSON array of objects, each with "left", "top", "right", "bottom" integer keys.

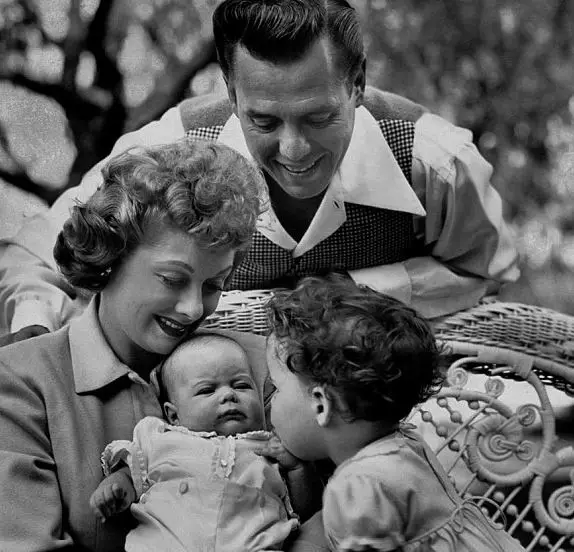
[{"left": 203, "top": 290, "right": 574, "bottom": 549}]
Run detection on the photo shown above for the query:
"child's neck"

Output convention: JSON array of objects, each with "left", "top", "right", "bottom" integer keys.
[{"left": 328, "top": 420, "right": 398, "bottom": 466}]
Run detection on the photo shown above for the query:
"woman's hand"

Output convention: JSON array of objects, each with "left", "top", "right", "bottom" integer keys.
[
  {"left": 254, "top": 433, "right": 303, "bottom": 472},
  {"left": 89, "top": 469, "right": 136, "bottom": 522}
]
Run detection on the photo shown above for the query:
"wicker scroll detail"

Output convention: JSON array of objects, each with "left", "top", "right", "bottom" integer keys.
[{"left": 412, "top": 355, "right": 574, "bottom": 550}]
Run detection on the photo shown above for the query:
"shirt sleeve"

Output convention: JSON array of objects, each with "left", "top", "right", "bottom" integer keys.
[
  {"left": 101, "top": 416, "right": 165, "bottom": 498},
  {"left": 349, "top": 113, "right": 520, "bottom": 319},
  {"left": 0, "top": 106, "right": 186, "bottom": 333},
  {"left": 323, "top": 472, "right": 405, "bottom": 552},
  {"left": 0, "top": 358, "right": 76, "bottom": 551}
]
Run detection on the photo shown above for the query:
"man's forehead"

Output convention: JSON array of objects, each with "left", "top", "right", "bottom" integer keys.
[{"left": 230, "top": 41, "right": 346, "bottom": 105}]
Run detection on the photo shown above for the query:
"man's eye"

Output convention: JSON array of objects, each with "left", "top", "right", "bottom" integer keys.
[
  {"left": 308, "top": 115, "right": 332, "bottom": 127},
  {"left": 252, "top": 118, "right": 278, "bottom": 131}
]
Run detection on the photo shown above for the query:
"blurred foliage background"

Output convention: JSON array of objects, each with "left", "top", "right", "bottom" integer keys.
[{"left": 0, "top": 0, "right": 573, "bottom": 311}]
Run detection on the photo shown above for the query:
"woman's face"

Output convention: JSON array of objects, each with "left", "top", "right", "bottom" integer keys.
[{"left": 98, "top": 225, "right": 236, "bottom": 366}]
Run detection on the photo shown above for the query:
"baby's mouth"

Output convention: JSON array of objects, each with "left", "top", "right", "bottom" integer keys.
[{"left": 218, "top": 409, "right": 246, "bottom": 422}]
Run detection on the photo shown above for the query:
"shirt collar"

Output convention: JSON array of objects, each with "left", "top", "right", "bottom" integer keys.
[
  {"left": 218, "top": 106, "right": 425, "bottom": 216},
  {"left": 69, "top": 297, "right": 132, "bottom": 393}
]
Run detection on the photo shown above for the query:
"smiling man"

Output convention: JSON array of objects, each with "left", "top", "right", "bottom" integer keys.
[{"left": 0, "top": 0, "right": 519, "bottom": 342}]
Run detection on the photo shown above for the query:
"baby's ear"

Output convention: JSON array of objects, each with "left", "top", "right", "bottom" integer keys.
[
  {"left": 311, "top": 385, "right": 333, "bottom": 427},
  {"left": 163, "top": 401, "right": 179, "bottom": 425}
]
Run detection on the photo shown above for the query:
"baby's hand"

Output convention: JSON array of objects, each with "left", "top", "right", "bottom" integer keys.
[
  {"left": 89, "top": 469, "right": 136, "bottom": 522},
  {"left": 254, "top": 433, "right": 303, "bottom": 471}
]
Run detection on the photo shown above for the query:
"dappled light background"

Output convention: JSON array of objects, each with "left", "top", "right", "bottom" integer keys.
[{"left": 0, "top": 0, "right": 573, "bottom": 311}]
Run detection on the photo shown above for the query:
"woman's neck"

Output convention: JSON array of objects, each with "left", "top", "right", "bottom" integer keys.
[{"left": 96, "top": 295, "right": 163, "bottom": 381}]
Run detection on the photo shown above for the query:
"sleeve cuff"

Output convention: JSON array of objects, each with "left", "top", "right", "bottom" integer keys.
[
  {"left": 348, "top": 263, "right": 412, "bottom": 305},
  {"left": 10, "top": 299, "right": 61, "bottom": 333}
]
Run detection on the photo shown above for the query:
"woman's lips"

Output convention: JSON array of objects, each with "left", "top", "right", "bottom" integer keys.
[{"left": 155, "top": 315, "right": 189, "bottom": 338}]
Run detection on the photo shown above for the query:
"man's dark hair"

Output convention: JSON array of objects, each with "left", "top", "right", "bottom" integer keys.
[{"left": 213, "top": 0, "right": 364, "bottom": 85}]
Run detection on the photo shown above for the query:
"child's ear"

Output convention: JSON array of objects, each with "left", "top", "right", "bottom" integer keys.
[
  {"left": 311, "top": 385, "right": 333, "bottom": 427},
  {"left": 163, "top": 401, "right": 180, "bottom": 426}
]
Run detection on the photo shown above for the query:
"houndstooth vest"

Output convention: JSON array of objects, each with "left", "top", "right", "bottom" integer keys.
[{"left": 186, "top": 120, "right": 421, "bottom": 290}]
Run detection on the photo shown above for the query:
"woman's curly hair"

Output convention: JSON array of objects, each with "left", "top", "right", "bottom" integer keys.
[
  {"left": 267, "top": 274, "right": 445, "bottom": 424},
  {"left": 54, "top": 139, "right": 265, "bottom": 291}
]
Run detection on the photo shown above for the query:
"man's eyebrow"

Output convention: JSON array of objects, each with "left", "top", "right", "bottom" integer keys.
[{"left": 245, "top": 108, "right": 274, "bottom": 118}]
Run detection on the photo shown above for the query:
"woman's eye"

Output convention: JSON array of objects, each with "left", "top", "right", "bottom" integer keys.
[
  {"left": 158, "top": 274, "right": 186, "bottom": 289},
  {"left": 205, "top": 281, "right": 224, "bottom": 293}
]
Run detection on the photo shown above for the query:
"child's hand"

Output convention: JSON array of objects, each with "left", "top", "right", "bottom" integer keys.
[
  {"left": 254, "top": 433, "right": 303, "bottom": 471},
  {"left": 89, "top": 470, "right": 136, "bottom": 522}
]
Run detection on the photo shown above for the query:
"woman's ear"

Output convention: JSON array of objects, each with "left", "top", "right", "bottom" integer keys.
[
  {"left": 311, "top": 385, "right": 333, "bottom": 427},
  {"left": 163, "top": 401, "right": 179, "bottom": 426},
  {"left": 353, "top": 57, "right": 366, "bottom": 107}
]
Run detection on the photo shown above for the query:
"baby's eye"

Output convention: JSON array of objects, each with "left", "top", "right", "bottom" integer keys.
[
  {"left": 196, "top": 386, "right": 214, "bottom": 395},
  {"left": 234, "top": 381, "right": 253, "bottom": 390}
]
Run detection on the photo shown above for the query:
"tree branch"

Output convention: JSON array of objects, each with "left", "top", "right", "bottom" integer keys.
[
  {"left": 124, "top": 37, "right": 217, "bottom": 132},
  {"left": 0, "top": 168, "right": 60, "bottom": 206},
  {"left": 61, "top": 0, "right": 86, "bottom": 89},
  {"left": 0, "top": 71, "right": 106, "bottom": 115}
]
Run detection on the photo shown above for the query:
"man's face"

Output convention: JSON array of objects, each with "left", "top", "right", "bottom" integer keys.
[{"left": 228, "top": 38, "right": 363, "bottom": 200}]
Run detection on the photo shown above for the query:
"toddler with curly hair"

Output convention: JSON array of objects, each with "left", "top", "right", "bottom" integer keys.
[{"left": 266, "top": 275, "right": 526, "bottom": 551}]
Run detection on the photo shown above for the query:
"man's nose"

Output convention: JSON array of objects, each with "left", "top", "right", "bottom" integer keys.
[
  {"left": 174, "top": 286, "right": 204, "bottom": 322},
  {"left": 278, "top": 126, "right": 311, "bottom": 161}
]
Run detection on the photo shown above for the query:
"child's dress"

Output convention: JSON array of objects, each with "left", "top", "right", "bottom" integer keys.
[
  {"left": 323, "top": 427, "right": 526, "bottom": 551},
  {"left": 102, "top": 416, "right": 299, "bottom": 552}
]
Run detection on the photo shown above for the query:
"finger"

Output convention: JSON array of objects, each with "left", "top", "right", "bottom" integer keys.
[{"left": 111, "top": 482, "right": 126, "bottom": 500}]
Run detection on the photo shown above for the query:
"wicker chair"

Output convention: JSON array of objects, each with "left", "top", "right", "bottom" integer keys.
[{"left": 202, "top": 290, "right": 574, "bottom": 551}]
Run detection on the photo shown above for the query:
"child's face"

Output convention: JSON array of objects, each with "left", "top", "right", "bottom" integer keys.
[
  {"left": 266, "top": 336, "right": 327, "bottom": 461},
  {"left": 168, "top": 341, "right": 264, "bottom": 436}
]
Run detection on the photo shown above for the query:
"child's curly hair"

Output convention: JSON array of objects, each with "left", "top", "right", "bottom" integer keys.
[
  {"left": 267, "top": 274, "right": 444, "bottom": 424},
  {"left": 54, "top": 139, "right": 265, "bottom": 291}
]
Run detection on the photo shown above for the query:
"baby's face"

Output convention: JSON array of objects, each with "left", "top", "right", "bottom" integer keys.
[{"left": 169, "top": 340, "right": 264, "bottom": 436}]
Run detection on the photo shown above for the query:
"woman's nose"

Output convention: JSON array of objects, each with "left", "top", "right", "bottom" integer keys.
[{"left": 174, "top": 287, "right": 204, "bottom": 322}]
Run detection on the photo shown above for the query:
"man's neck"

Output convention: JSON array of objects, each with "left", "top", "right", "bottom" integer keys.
[{"left": 265, "top": 173, "right": 326, "bottom": 243}]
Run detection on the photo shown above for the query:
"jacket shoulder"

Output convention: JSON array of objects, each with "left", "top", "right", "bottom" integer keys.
[
  {"left": 363, "top": 86, "right": 428, "bottom": 122},
  {"left": 178, "top": 93, "right": 233, "bottom": 130},
  {"left": 0, "top": 328, "right": 71, "bottom": 378}
]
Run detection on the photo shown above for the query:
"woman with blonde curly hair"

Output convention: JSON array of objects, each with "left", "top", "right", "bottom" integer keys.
[{"left": 0, "top": 139, "right": 270, "bottom": 551}]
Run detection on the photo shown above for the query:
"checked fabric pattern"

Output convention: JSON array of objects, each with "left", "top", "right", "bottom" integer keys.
[{"left": 186, "top": 119, "right": 421, "bottom": 290}]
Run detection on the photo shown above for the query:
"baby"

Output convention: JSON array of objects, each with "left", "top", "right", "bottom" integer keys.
[
  {"left": 265, "top": 275, "right": 527, "bottom": 552},
  {"left": 90, "top": 333, "right": 302, "bottom": 552}
]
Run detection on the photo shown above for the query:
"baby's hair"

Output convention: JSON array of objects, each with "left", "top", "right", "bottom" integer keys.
[
  {"left": 267, "top": 274, "right": 444, "bottom": 424},
  {"left": 54, "top": 139, "right": 265, "bottom": 291}
]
